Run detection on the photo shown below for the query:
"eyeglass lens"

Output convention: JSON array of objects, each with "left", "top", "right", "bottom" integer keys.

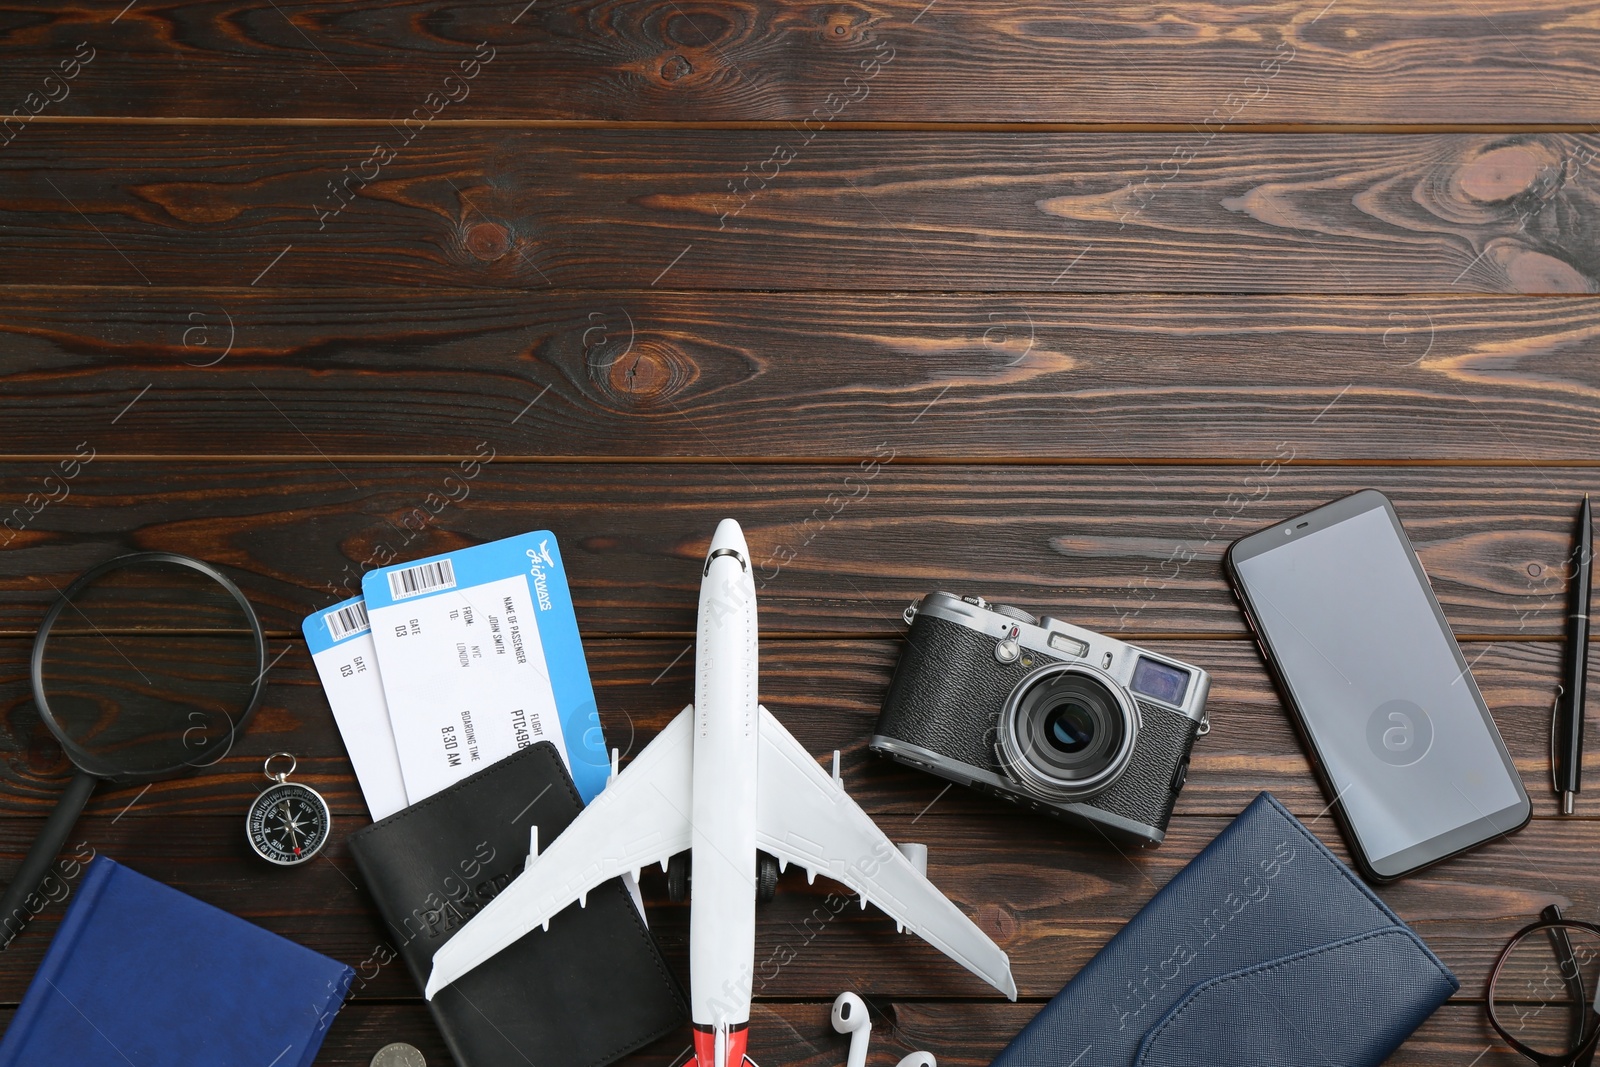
[{"left": 1493, "top": 922, "right": 1600, "bottom": 1059}]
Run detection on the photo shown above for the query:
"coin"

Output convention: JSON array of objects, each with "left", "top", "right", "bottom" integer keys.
[{"left": 371, "top": 1043, "right": 426, "bottom": 1067}]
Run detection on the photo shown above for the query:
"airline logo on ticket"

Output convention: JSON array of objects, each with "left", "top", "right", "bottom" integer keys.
[{"left": 362, "top": 531, "right": 607, "bottom": 803}]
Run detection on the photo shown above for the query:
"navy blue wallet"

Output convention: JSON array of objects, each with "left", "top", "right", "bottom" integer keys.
[{"left": 992, "top": 793, "right": 1458, "bottom": 1067}]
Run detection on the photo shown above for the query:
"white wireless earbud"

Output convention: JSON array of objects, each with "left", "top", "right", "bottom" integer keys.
[
  {"left": 832, "top": 992, "right": 935, "bottom": 1067},
  {"left": 831, "top": 991, "right": 871, "bottom": 1067}
]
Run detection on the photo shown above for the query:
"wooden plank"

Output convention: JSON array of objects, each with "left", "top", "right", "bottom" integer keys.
[
  {"left": 0, "top": 1001, "right": 1531, "bottom": 1066},
  {"left": 0, "top": 810, "right": 1590, "bottom": 1005},
  {"left": 721, "top": 1003, "right": 1529, "bottom": 1067},
  {"left": 2, "top": 128, "right": 1596, "bottom": 291},
  {"left": 630, "top": 1002, "right": 1524, "bottom": 1067},
  {"left": 0, "top": 637, "right": 1591, "bottom": 821},
  {"left": 5, "top": 1, "right": 1600, "bottom": 125},
  {"left": 0, "top": 1003, "right": 476, "bottom": 1067},
  {"left": 0, "top": 462, "right": 1594, "bottom": 637},
  {"left": 5, "top": 290, "right": 1600, "bottom": 462}
]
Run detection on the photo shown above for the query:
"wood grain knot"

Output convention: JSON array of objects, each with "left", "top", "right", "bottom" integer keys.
[
  {"left": 590, "top": 338, "right": 699, "bottom": 408},
  {"left": 1459, "top": 145, "right": 1543, "bottom": 203},
  {"left": 824, "top": 13, "right": 857, "bottom": 41},
  {"left": 465, "top": 221, "right": 512, "bottom": 262},
  {"left": 642, "top": 2, "right": 749, "bottom": 85},
  {"left": 133, "top": 182, "right": 247, "bottom": 224},
  {"left": 1431, "top": 138, "right": 1565, "bottom": 227},
  {"left": 1496, "top": 245, "right": 1595, "bottom": 294},
  {"left": 661, "top": 53, "right": 693, "bottom": 81},
  {"left": 1455, "top": 237, "right": 1595, "bottom": 293},
  {"left": 664, "top": 7, "right": 733, "bottom": 45},
  {"left": 973, "top": 902, "right": 1018, "bottom": 944}
]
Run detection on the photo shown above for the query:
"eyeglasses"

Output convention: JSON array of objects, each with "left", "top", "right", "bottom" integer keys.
[{"left": 1488, "top": 905, "right": 1600, "bottom": 1066}]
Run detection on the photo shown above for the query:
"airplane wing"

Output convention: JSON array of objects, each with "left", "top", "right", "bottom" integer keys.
[
  {"left": 753, "top": 705, "right": 1018, "bottom": 1000},
  {"left": 425, "top": 705, "right": 695, "bottom": 998}
]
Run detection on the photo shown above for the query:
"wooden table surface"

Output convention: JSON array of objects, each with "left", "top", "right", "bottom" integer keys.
[{"left": 2, "top": 1, "right": 1599, "bottom": 1064}]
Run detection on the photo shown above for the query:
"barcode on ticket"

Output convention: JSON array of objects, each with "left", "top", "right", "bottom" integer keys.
[
  {"left": 323, "top": 600, "right": 371, "bottom": 641},
  {"left": 387, "top": 558, "right": 457, "bottom": 601}
]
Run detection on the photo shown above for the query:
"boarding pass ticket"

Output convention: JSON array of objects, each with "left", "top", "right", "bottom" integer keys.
[
  {"left": 362, "top": 531, "right": 609, "bottom": 804},
  {"left": 302, "top": 597, "right": 410, "bottom": 821}
]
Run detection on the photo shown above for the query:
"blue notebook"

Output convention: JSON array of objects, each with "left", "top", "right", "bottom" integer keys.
[{"left": 0, "top": 857, "right": 354, "bottom": 1067}]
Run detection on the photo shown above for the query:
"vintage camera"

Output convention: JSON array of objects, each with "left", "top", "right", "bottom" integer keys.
[{"left": 870, "top": 592, "right": 1211, "bottom": 845}]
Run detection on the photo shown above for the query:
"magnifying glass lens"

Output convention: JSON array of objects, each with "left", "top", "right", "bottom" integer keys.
[
  {"left": 36, "top": 559, "right": 262, "bottom": 779},
  {"left": 1, "top": 554, "right": 265, "bottom": 948}
]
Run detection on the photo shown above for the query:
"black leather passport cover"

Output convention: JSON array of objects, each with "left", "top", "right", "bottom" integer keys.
[{"left": 349, "top": 742, "right": 687, "bottom": 1067}]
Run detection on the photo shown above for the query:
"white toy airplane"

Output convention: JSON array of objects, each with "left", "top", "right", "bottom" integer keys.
[{"left": 426, "top": 518, "right": 1016, "bottom": 1067}]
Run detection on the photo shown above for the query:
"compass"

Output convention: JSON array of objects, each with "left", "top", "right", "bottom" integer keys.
[{"left": 246, "top": 753, "right": 331, "bottom": 866}]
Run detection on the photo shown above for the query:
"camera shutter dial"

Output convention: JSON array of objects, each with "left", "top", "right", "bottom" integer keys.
[{"left": 993, "top": 604, "right": 1038, "bottom": 625}]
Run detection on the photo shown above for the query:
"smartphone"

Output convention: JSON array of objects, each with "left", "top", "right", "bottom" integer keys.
[{"left": 1225, "top": 489, "right": 1530, "bottom": 881}]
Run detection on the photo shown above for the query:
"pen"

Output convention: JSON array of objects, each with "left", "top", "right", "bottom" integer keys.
[{"left": 1555, "top": 494, "right": 1592, "bottom": 815}]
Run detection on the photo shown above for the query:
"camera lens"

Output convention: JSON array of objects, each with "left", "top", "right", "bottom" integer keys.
[
  {"left": 998, "top": 664, "right": 1140, "bottom": 800},
  {"left": 1022, "top": 673, "right": 1122, "bottom": 774},
  {"left": 1044, "top": 703, "right": 1094, "bottom": 754}
]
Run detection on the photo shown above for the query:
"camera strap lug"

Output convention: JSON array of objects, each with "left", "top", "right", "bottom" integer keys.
[
  {"left": 903, "top": 601, "right": 919, "bottom": 625},
  {"left": 1197, "top": 714, "right": 1211, "bottom": 736}
]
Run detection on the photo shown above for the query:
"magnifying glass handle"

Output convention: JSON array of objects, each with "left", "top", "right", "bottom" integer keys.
[{"left": 0, "top": 771, "right": 98, "bottom": 949}]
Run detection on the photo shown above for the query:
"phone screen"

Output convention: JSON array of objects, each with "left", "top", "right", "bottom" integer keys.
[{"left": 1231, "top": 493, "right": 1526, "bottom": 875}]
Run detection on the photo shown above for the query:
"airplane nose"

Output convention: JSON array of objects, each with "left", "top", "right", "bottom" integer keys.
[
  {"left": 704, "top": 518, "right": 749, "bottom": 573},
  {"left": 710, "top": 518, "right": 747, "bottom": 556}
]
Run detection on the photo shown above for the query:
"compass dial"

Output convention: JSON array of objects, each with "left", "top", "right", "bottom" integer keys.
[{"left": 247, "top": 782, "right": 331, "bottom": 866}]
